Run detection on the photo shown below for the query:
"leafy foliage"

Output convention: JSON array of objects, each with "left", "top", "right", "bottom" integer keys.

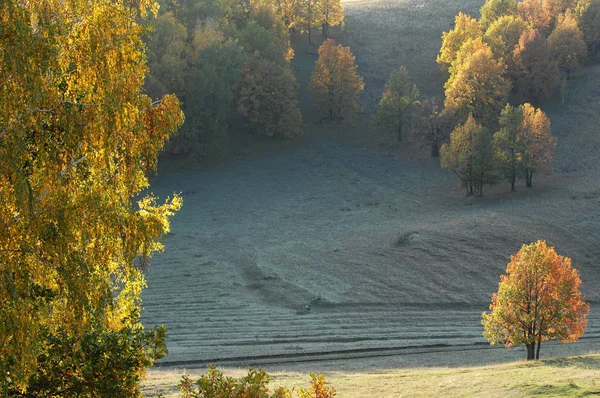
[
  {"left": 517, "top": 0, "right": 553, "bottom": 33},
  {"left": 513, "top": 29, "right": 560, "bottom": 102},
  {"left": 547, "top": 13, "right": 587, "bottom": 78},
  {"left": 237, "top": 55, "right": 303, "bottom": 137},
  {"left": 578, "top": 0, "right": 600, "bottom": 56},
  {"left": 372, "top": 66, "right": 420, "bottom": 142},
  {"left": 310, "top": 39, "right": 365, "bottom": 121},
  {"left": 417, "top": 98, "right": 457, "bottom": 157},
  {"left": 440, "top": 114, "right": 497, "bottom": 196},
  {"left": 518, "top": 103, "right": 556, "bottom": 187},
  {"left": 479, "top": 0, "right": 518, "bottom": 31},
  {"left": 444, "top": 38, "right": 511, "bottom": 125},
  {"left": 437, "top": 12, "right": 482, "bottom": 71},
  {"left": 482, "top": 241, "right": 589, "bottom": 360},
  {"left": 314, "top": 0, "right": 344, "bottom": 39},
  {"left": 483, "top": 15, "right": 529, "bottom": 61},
  {"left": 178, "top": 366, "right": 335, "bottom": 398},
  {"left": 0, "top": 0, "right": 183, "bottom": 392}
]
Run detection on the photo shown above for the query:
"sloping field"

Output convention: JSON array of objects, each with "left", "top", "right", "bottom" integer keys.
[{"left": 141, "top": 0, "right": 600, "bottom": 373}]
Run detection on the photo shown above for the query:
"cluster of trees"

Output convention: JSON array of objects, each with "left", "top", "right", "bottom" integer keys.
[
  {"left": 441, "top": 104, "right": 555, "bottom": 196},
  {"left": 373, "top": 0, "right": 600, "bottom": 195},
  {"left": 1, "top": 0, "right": 183, "bottom": 395},
  {"left": 146, "top": 0, "right": 304, "bottom": 154},
  {"left": 483, "top": 241, "right": 589, "bottom": 360},
  {"left": 179, "top": 366, "right": 336, "bottom": 397},
  {"left": 145, "top": 0, "right": 348, "bottom": 154}
]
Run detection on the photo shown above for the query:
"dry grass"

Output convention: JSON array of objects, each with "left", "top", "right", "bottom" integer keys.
[{"left": 143, "top": 354, "right": 600, "bottom": 397}]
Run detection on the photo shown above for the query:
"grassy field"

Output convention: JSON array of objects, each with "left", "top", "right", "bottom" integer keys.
[{"left": 143, "top": 354, "right": 600, "bottom": 397}]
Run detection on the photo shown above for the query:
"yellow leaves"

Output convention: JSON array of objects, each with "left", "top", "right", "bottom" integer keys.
[{"left": 0, "top": 0, "right": 183, "bottom": 388}]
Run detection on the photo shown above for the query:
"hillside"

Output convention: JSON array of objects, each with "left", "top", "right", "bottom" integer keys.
[{"left": 140, "top": 0, "right": 600, "bottom": 372}]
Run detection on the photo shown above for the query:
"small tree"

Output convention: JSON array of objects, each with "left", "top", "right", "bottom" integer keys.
[
  {"left": 548, "top": 13, "right": 587, "bottom": 78},
  {"left": 440, "top": 114, "right": 497, "bottom": 196},
  {"left": 519, "top": 103, "right": 556, "bottom": 187},
  {"left": 444, "top": 38, "right": 511, "bottom": 126},
  {"left": 437, "top": 12, "right": 482, "bottom": 71},
  {"left": 483, "top": 15, "right": 529, "bottom": 60},
  {"left": 482, "top": 240, "right": 589, "bottom": 360},
  {"left": 494, "top": 104, "right": 524, "bottom": 192},
  {"left": 372, "top": 66, "right": 420, "bottom": 142},
  {"left": 314, "top": 0, "right": 343, "bottom": 39},
  {"left": 310, "top": 39, "right": 364, "bottom": 121},
  {"left": 418, "top": 98, "right": 456, "bottom": 157},
  {"left": 237, "top": 55, "right": 303, "bottom": 137}
]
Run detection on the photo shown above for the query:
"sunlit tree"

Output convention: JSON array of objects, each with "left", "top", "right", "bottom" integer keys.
[
  {"left": 482, "top": 241, "right": 589, "bottom": 360},
  {"left": 437, "top": 12, "right": 482, "bottom": 71},
  {"left": 0, "top": 0, "right": 183, "bottom": 393}
]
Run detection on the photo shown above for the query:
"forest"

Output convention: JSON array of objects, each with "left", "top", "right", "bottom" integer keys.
[{"left": 1, "top": 0, "right": 600, "bottom": 396}]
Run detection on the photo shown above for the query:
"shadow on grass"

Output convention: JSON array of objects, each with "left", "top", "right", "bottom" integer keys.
[{"left": 542, "top": 354, "right": 600, "bottom": 370}]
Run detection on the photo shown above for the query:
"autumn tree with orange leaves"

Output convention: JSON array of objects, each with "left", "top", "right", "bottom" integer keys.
[
  {"left": 482, "top": 241, "right": 589, "bottom": 361},
  {"left": 310, "top": 39, "right": 364, "bottom": 121}
]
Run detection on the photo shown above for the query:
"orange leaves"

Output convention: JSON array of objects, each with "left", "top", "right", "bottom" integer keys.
[
  {"left": 310, "top": 39, "right": 364, "bottom": 121},
  {"left": 482, "top": 241, "right": 589, "bottom": 358}
]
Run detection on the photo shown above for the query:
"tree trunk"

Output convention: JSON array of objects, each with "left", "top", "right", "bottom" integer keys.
[
  {"left": 431, "top": 140, "right": 438, "bottom": 157},
  {"left": 510, "top": 174, "right": 515, "bottom": 192},
  {"left": 536, "top": 339, "right": 541, "bottom": 360},
  {"left": 526, "top": 170, "right": 533, "bottom": 188},
  {"left": 526, "top": 342, "right": 536, "bottom": 360},
  {"left": 397, "top": 123, "right": 402, "bottom": 142}
]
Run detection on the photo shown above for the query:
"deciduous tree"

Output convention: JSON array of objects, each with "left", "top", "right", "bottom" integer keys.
[
  {"left": 494, "top": 104, "right": 525, "bottom": 192},
  {"left": 372, "top": 66, "right": 420, "bottom": 142},
  {"left": 314, "top": 0, "right": 344, "bottom": 39},
  {"left": 578, "top": 0, "right": 600, "bottom": 56},
  {"left": 513, "top": 29, "right": 560, "bottom": 102},
  {"left": 437, "top": 12, "right": 482, "bottom": 71},
  {"left": 483, "top": 15, "right": 529, "bottom": 61},
  {"left": 0, "top": 0, "right": 184, "bottom": 393},
  {"left": 310, "top": 39, "right": 364, "bottom": 121},
  {"left": 547, "top": 13, "right": 587, "bottom": 78},
  {"left": 517, "top": 0, "right": 553, "bottom": 33},
  {"left": 440, "top": 114, "right": 497, "bottom": 196},
  {"left": 519, "top": 103, "right": 556, "bottom": 187},
  {"left": 237, "top": 55, "right": 303, "bottom": 137},
  {"left": 418, "top": 98, "right": 456, "bottom": 157},
  {"left": 482, "top": 241, "right": 589, "bottom": 360},
  {"left": 479, "top": 0, "right": 518, "bottom": 31},
  {"left": 444, "top": 38, "right": 511, "bottom": 125}
]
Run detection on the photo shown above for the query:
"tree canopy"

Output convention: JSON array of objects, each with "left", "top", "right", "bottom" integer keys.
[{"left": 0, "top": 0, "right": 183, "bottom": 393}]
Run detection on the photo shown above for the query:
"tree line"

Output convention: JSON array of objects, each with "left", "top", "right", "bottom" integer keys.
[
  {"left": 145, "top": 0, "right": 354, "bottom": 155},
  {"left": 372, "top": 0, "right": 600, "bottom": 196}
]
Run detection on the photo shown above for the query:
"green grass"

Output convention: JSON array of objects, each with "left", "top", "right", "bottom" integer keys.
[{"left": 143, "top": 354, "right": 600, "bottom": 397}]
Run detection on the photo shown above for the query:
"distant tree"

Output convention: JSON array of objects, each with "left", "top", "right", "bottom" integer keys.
[
  {"left": 548, "top": 13, "right": 587, "bottom": 78},
  {"left": 482, "top": 241, "right": 589, "bottom": 361},
  {"left": 297, "top": 0, "right": 318, "bottom": 43},
  {"left": 437, "top": 12, "right": 482, "bottom": 71},
  {"left": 484, "top": 15, "right": 529, "bottom": 60},
  {"left": 310, "top": 39, "right": 364, "bottom": 121},
  {"left": 513, "top": 29, "right": 560, "bottom": 102},
  {"left": 238, "top": 21, "right": 289, "bottom": 64},
  {"left": 145, "top": 12, "right": 190, "bottom": 98},
  {"left": 440, "top": 114, "right": 497, "bottom": 196},
  {"left": 237, "top": 55, "right": 303, "bottom": 137},
  {"left": 444, "top": 38, "right": 511, "bottom": 125},
  {"left": 184, "top": 41, "right": 247, "bottom": 153},
  {"left": 314, "top": 0, "right": 344, "bottom": 39},
  {"left": 252, "top": 5, "right": 295, "bottom": 61},
  {"left": 479, "top": 0, "right": 518, "bottom": 31},
  {"left": 494, "top": 104, "right": 524, "bottom": 192},
  {"left": 543, "top": 0, "right": 580, "bottom": 21},
  {"left": 519, "top": 103, "right": 556, "bottom": 187},
  {"left": 517, "top": 0, "right": 553, "bottom": 33},
  {"left": 372, "top": 66, "right": 420, "bottom": 142},
  {"left": 578, "top": 0, "right": 600, "bottom": 56},
  {"left": 271, "top": 0, "right": 302, "bottom": 29},
  {"left": 418, "top": 98, "right": 456, "bottom": 157}
]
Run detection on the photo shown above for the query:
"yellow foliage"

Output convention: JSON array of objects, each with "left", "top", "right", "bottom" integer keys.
[{"left": 0, "top": 0, "right": 183, "bottom": 389}]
